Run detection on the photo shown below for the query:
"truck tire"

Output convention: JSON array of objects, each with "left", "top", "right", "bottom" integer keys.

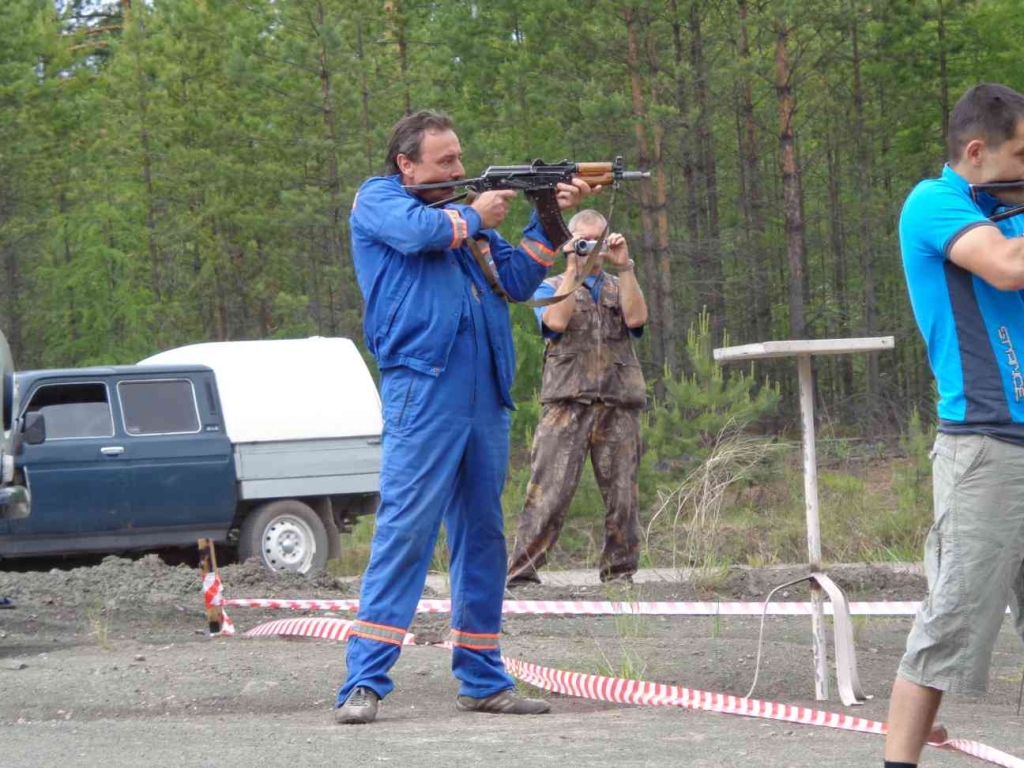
[{"left": 239, "top": 500, "right": 329, "bottom": 575}]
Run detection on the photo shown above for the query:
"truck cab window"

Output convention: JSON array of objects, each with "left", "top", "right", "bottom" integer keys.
[
  {"left": 25, "top": 382, "right": 114, "bottom": 439},
  {"left": 118, "top": 379, "right": 200, "bottom": 436}
]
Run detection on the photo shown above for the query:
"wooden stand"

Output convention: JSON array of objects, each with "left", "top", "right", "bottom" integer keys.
[{"left": 714, "top": 336, "right": 894, "bottom": 705}]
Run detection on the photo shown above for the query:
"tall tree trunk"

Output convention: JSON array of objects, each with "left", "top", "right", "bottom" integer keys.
[
  {"left": 130, "top": 6, "right": 161, "bottom": 302},
  {"left": 826, "top": 134, "right": 853, "bottom": 402},
  {"left": 256, "top": 238, "right": 271, "bottom": 338},
  {"left": 689, "top": 0, "right": 725, "bottom": 340},
  {"left": 669, "top": 0, "right": 701, "bottom": 344},
  {"left": 383, "top": 1, "right": 411, "bottom": 115},
  {"left": 852, "top": 10, "right": 879, "bottom": 405},
  {"left": 317, "top": 2, "right": 345, "bottom": 334},
  {"left": 625, "top": 7, "right": 665, "bottom": 374},
  {"left": 737, "top": 0, "right": 769, "bottom": 343},
  {"left": 2, "top": 244, "right": 22, "bottom": 362},
  {"left": 356, "top": 24, "right": 375, "bottom": 176},
  {"left": 59, "top": 191, "right": 78, "bottom": 348},
  {"left": 645, "top": 24, "right": 676, "bottom": 373},
  {"left": 774, "top": 21, "right": 806, "bottom": 340},
  {"left": 937, "top": 0, "right": 950, "bottom": 145}
]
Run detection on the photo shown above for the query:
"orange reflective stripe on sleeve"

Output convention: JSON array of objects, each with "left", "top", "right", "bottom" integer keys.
[
  {"left": 528, "top": 238, "right": 556, "bottom": 257},
  {"left": 443, "top": 209, "right": 467, "bottom": 249},
  {"left": 521, "top": 239, "right": 555, "bottom": 268}
]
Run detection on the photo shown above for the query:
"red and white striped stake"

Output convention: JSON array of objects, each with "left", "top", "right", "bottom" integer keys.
[{"left": 202, "top": 571, "right": 235, "bottom": 636}]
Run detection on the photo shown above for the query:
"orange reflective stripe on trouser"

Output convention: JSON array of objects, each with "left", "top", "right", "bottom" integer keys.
[
  {"left": 443, "top": 209, "right": 468, "bottom": 249},
  {"left": 350, "top": 619, "right": 408, "bottom": 646},
  {"left": 450, "top": 628, "right": 500, "bottom": 650},
  {"left": 521, "top": 238, "right": 555, "bottom": 268}
]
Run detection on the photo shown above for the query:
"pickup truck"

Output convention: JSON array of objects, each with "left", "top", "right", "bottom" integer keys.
[{"left": 3, "top": 337, "right": 382, "bottom": 574}]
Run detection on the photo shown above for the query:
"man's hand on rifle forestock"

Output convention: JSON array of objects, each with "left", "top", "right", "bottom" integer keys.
[
  {"left": 471, "top": 190, "right": 518, "bottom": 229},
  {"left": 556, "top": 178, "right": 599, "bottom": 210}
]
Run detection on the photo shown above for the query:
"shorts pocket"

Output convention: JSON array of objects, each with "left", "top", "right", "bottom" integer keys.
[
  {"left": 932, "top": 434, "right": 990, "bottom": 488},
  {"left": 953, "top": 436, "right": 990, "bottom": 488}
]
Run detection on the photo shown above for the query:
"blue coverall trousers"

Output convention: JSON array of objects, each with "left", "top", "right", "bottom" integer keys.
[{"left": 337, "top": 288, "right": 515, "bottom": 703}]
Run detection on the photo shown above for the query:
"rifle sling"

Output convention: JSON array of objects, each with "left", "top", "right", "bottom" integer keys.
[
  {"left": 462, "top": 184, "right": 616, "bottom": 309},
  {"left": 465, "top": 236, "right": 604, "bottom": 308}
]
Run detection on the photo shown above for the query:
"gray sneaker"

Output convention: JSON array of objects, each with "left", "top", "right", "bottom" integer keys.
[
  {"left": 334, "top": 686, "right": 380, "bottom": 724},
  {"left": 456, "top": 688, "right": 550, "bottom": 715}
]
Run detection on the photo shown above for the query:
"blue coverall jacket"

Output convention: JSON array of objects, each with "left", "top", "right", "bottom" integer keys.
[{"left": 351, "top": 174, "right": 558, "bottom": 408}]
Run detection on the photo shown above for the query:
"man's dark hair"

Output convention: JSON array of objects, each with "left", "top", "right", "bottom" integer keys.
[
  {"left": 384, "top": 110, "right": 455, "bottom": 175},
  {"left": 948, "top": 83, "right": 1024, "bottom": 161}
]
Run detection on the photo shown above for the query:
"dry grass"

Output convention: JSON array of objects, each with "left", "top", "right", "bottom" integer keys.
[{"left": 643, "top": 421, "right": 781, "bottom": 571}]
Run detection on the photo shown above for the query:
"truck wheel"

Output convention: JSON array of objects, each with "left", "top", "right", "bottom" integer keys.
[{"left": 239, "top": 500, "right": 329, "bottom": 575}]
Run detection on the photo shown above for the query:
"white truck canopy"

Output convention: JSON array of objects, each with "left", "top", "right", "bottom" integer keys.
[{"left": 139, "top": 337, "right": 382, "bottom": 444}]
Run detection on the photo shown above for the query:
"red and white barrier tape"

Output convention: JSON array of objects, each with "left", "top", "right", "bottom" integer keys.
[
  {"left": 224, "top": 596, "right": 923, "bottom": 616},
  {"left": 241, "top": 616, "right": 1023, "bottom": 768}
]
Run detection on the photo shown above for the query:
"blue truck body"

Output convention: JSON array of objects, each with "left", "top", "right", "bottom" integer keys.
[{"left": 3, "top": 352, "right": 381, "bottom": 572}]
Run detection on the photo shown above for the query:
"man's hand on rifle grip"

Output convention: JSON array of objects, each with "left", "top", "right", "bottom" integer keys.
[{"left": 471, "top": 190, "right": 518, "bottom": 229}]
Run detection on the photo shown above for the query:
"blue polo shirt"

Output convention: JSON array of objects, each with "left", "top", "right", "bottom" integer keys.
[
  {"left": 900, "top": 164, "right": 1024, "bottom": 441},
  {"left": 532, "top": 272, "right": 644, "bottom": 340}
]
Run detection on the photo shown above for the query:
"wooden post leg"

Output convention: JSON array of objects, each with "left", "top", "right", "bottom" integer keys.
[
  {"left": 198, "top": 538, "right": 223, "bottom": 635},
  {"left": 797, "top": 355, "right": 828, "bottom": 701}
]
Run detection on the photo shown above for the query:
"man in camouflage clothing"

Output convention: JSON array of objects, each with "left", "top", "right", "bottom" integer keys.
[{"left": 507, "top": 209, "right": 648, "bottom": 586}]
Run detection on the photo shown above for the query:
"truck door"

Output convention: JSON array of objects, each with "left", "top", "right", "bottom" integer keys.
[
  {"left": 7, "top": 380, "right": 130, "bottom": 548},
  {"left": 115, "top": 374, "right": 235, "bottom": 537}
]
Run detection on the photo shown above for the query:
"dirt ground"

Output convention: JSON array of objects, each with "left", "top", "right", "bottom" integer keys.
[{"left": 2, "top": 557, "right": 1024, "bottom": 767}]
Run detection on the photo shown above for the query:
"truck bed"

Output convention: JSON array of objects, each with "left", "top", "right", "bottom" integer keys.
[{"left": 233, "top": 436, "right": 381, "bottom": 500}]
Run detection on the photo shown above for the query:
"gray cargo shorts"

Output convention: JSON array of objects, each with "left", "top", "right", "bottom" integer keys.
[{"left": 899, "top": 432, "right": 1024, "bottom": 693}]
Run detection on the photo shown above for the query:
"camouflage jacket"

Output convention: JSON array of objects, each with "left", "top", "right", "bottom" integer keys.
[{"left": 539, "top": 272, "right": 646, "bottom": 408}]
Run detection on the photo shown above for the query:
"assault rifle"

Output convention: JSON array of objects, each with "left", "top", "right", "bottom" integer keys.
[
  {"left": 404, "top": 156, "right": 649, "bottom": 248},
  {"left": 969, "top": 181, "right": 1024, "bottom": 222}
]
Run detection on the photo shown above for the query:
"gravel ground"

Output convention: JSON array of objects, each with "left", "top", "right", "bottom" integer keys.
[{"left": 2, "top": 557, "right": 1023, "bottom": 767}]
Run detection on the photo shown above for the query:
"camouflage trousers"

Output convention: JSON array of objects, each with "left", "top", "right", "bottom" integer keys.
[{"left": 507, "top": 401, "right": 642, "bottom": 584}]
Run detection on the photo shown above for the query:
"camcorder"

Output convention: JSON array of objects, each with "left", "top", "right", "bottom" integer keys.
[{"left": 572, "top": 238, "right": 610, "bottom": 257}]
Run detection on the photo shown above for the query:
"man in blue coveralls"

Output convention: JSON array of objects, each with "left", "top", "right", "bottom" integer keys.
[
  {"left": 886, "top": 83, "right": 1024, "bottom": 766},
  {"left": 336, "top": 110, "right": 594, "bottom": 724}
]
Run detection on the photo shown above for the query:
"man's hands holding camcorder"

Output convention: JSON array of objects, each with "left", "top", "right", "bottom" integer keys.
[{"left": 605, "top": 233, "right": 629, "bottom": 267}]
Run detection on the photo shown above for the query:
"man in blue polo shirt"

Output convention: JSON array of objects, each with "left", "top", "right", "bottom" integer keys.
[{"left": 887, "top": 83, "right": 1024, "bottom": 767}]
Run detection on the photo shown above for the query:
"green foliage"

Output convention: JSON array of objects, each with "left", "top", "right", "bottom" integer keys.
[
  {"left": 2, "top": 3, "right": 1020, "bottom": 581},
  {"left": 878, "top": 405, "right": 937, "bottom": 560},
  {"left": 641, "top": 310, "right": 780, "bottom": 506},
  {"left": 893, "top": 406, "right": 935, "bottom": 515}
]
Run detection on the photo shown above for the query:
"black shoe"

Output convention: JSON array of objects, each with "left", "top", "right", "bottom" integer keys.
[
  {"left": 506, "top": 574, "right": 541, "bottom": 589},
  {"left": 456, "top": 689, "right": 550, "bottom": 715},
  {"left": 0, "top": 597, "right": 14, "bottom": 610},
  {"left": 600, "top": 573, "right": 634, "bottom": 585},
  {"left": 334, "top": 686, "right": 380, "bottom": 724}
]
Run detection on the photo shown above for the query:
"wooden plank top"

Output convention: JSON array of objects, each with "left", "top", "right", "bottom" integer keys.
[{"left": 713, "top": 336, "right": 895, "bottom": 362}]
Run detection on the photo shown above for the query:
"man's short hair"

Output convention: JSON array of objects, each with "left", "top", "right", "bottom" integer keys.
[
  {"left": 948, "top": 83, "right": 1024, "bottom": 161},
  {"left": 568, "top": 209, "right": 607, "bottom": 233},
  {"left": 384, "top": 110, "right": 454, "bottom": 175}
]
